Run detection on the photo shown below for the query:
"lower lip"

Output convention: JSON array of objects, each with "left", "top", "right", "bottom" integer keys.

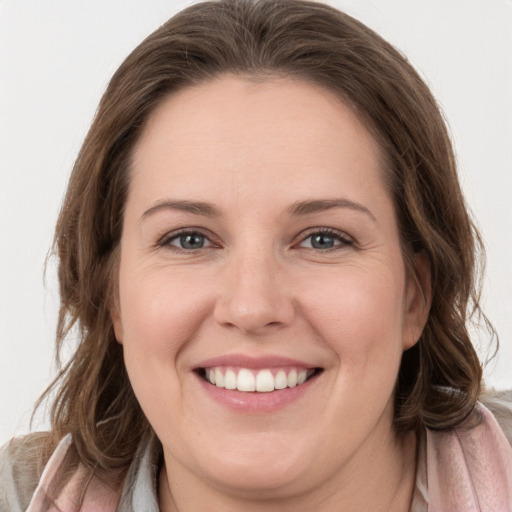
[{"left": 195, "top": 372, "right": 320, "bottom": 413}]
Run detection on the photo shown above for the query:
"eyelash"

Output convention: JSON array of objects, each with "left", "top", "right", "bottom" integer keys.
[
  {"left": 296, "top": 228, "right": 354, "bottom": 251},
  {"left": 156, "top": 227, "right": 354, "bottom": 253},
  {"left": 157, "top": 229, "right": 215, "bottom": 252}
]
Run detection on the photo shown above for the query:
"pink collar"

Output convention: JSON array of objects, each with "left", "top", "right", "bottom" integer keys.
[
  {"left": 26, "top": 435, "right": 121, "bottom": 511},
  {"left": 26, "top": 403, "right": 512, "bottom": 511},
  {"left": 425, "top": 403, "right": 512, "bottom": 511}
]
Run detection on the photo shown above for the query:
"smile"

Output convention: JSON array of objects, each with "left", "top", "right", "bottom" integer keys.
[{"left": 197, "top": 366, "right": 320, "bottom": 393}]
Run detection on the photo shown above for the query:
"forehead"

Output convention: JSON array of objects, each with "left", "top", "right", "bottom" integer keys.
[{"left": 129, "top": 75, "right": 389, "bottom": 209}]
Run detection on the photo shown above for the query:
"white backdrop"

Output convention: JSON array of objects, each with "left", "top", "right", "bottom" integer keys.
[{"left": 1, "top": 0, "right": 511, "bottom": 445}]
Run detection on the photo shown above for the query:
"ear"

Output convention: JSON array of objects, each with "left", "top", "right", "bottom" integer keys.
[
  {"left": 111, "top": 307, "right": 124, "bottom": 345},
  {"left": 402, "top": 251, "right": 431, "bottom": 350},
  {"left": 108, "top": 255, "right": 124, "bottom": 345},
  {"left": 110, "top": 292, "right": 124, "bottom": 345}
]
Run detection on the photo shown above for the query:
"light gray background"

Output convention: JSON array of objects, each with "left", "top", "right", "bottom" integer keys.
[{"left": 1, "top": 0, "right": 511, "bottom": 445}]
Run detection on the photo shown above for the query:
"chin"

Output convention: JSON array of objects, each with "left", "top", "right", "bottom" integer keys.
[
  {"left": 187, "top": 433, "right": 315, "bottom": 497},
  {"left": 202, "top": 459, "right": 307, "bottom": 499}
]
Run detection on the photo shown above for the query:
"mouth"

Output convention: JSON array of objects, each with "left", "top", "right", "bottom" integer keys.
[{"left": 195, "top": 366, "right": 323, "bottom": 393}]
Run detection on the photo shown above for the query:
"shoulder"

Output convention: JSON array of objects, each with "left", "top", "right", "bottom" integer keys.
[
  {"left": 423, "top": 390, "right": 512, "bottom": 510},
  {"left": 480, "top": 388, "right": 512, "bottom": 445},
  {"left": 1, "top": 432, "right": 131, "bottom": 511},
  {"left": 0, "top": 432, "right": 53, "bottom": 512}
]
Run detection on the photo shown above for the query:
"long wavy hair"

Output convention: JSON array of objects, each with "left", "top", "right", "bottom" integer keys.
[{"left": 36, "top": 0, "right": 494, "bottom": 477}]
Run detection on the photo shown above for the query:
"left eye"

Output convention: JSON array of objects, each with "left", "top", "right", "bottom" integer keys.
[
  {"left": 299, "top": 231, "right": 352, "bottom": 250},
  {"left": 165, "top": 232, "right": 212, "bottom": 250}
]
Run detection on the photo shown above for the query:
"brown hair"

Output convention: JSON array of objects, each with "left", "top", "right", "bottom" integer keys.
[{"left": 37, "top": 0, "right": 493, "bottom": 475}]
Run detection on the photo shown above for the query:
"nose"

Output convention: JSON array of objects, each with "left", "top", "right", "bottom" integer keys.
[{"left": 213, "top": 247, "right": 295, "bottom": 335}]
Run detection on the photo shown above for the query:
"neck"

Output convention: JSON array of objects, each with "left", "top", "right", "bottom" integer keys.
[{"left": 158, "top": 429, "right": 417, "bottom": 512}]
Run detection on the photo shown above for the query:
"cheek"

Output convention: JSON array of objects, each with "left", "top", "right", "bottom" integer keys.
[
  {"left": 297, "top": 264, "right": 406, "bottom": 367},
  {"left": 116, "top": 265, "right": 213, "bottom": 409},
  {"left": 118, "top": 264, "right": 209, "bottom": 352}
]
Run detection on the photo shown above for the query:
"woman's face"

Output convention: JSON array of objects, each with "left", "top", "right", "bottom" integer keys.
[{"left": 113, "top": 76, "right": 429, "bottom": 498}]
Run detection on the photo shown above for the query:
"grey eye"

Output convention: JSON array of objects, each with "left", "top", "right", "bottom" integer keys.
[
  {"left": 169, "top": 233, "right": 209, "bottom": 249},
  {"left": 310, "top": 233, "right": 336, "bottom": 249},
  {"left": 299, "top": 230, "right": 353, "bottom": 250}
]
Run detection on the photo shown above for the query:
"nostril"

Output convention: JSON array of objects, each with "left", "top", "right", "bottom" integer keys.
[
  {"left": 212, "top": 272, "right": 295, "bottom": 333},
  {"left": 213, "top": 303, "right": 295, "bottom": 334}
]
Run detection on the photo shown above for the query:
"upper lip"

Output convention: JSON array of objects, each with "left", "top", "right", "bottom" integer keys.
[{"left": 194, "top": 353, "right": 319, "bottom": 370}]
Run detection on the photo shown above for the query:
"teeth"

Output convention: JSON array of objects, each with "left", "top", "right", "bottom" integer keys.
[
  {"left": 224, "top": 369, "right": 237, "bottom": 390},
  {"left": 237, "top": 369, "right": 255, "bottom": 392},
  {"left": 275, "top": 370, "right": 288, "bottom": 390},
  {"left": 204, "top": 367, "right": 315, "bottom": 393},
  {"left": 287, "top": 369, "right": 298, "bottom": 387},
  {"left": 256, "top": 370, "right": 274, "bottom": 392},
  {"left": 214, "top": 368, "right": 224, "bottom": 388}
]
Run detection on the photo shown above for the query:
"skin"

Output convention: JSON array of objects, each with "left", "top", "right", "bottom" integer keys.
[{"left": 112, "top": 75, "right": 431, "bottom": 511}]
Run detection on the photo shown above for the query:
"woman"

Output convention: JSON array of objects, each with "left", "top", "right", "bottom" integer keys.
[{"left": 1, "top": 0, "right": 511, "bottom": 510}]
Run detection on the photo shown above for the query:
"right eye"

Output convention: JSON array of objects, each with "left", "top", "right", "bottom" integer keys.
[
  {"left": 160, "top": 231, "right": 214, "bottom": 251},
  {"left": 296, "top": 228, "right": 354, "bottom": 251}
]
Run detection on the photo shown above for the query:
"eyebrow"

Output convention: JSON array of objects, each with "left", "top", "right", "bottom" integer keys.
[
  {"left": 142, "top": 197, "right": 376, "bottom": 222},
  {"left": 142, "top": 200, "right": 221, "bottom": 219},
  {"left": 286, "top": 198, "right": 376, "bottom": 221}
]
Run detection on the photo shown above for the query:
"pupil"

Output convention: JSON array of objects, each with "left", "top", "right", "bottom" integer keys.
[
  {"left": 181, "top": 234, "right": 204, "bottom": 249},
  {"left": 312, "top": 234, "right": 334, "bottom": 249}
]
